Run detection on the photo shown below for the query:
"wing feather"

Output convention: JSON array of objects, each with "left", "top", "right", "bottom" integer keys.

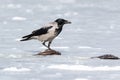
[{"left": 31, "top": 26, "right": 53, "bottom": 36}]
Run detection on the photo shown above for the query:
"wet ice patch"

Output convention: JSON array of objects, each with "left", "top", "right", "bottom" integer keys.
[
  {"left": 48, "top": 64, "right": 120, "bottom": 71},
  {"left": 12, "top": 16, "right": 27, "bottom": 21},
  {"left": 3, "top": 67, "right": 31, "bottom": 72}
]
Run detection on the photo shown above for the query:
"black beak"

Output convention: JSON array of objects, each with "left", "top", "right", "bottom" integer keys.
[{"left": 65, "top": 20, "right": 71, "bottom": 24}]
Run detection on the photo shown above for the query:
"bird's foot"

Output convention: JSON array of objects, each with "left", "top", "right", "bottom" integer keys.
[
  {"left": 46, "top": 48, "right": 52, "bottom": 51},
  {"left": 48, "top": 47, "right": 52, "bottom": 50}
]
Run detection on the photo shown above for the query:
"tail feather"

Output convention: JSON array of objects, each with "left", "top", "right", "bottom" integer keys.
[
  {"left": 20, "top": 38, "right": 30, "bottom": 41},
  {"left": 20, "top": 34, "right": 32, "bottom": 41},
  {"left": 22, "top": 34, "right": 32, "bottom": 38}
]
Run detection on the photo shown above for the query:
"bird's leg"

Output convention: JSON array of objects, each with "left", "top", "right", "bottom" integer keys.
[
  {"left": 48, "top": 41, "right": 52, "bottom": 50},
  {"left": 42, "top": 41, "right": 48, "bottom": 48}
]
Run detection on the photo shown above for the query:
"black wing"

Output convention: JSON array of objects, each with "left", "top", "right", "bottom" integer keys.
[
  {"left": 31, "top": 26, "right": 53, "bottom": 36},
  {"left": 21, "top": 26, "right": 53, "bottom": 41}
]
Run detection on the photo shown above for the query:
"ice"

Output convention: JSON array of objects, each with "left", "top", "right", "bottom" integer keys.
[
  {"left": 56, "top": 37, "right": 63, "bottom": 40},
  {"left": 59, "top": 0, "right": 76, "bottom": 3},
  {"left": 78, "top": 46, "right": 93, "bottom": 49},
  {"left": 12, "top": 17, "right": 27, "bottom": 21},
  {"left": 0, "top": 0, "right": 120, "bottom": 80},
  {"left": 48, "top": 64, "right": 120, "bottom": 71},
  {"left": 40, "top": 46, "right": 69, "bottom": 49},
  {"left": 7, "top": 4, "right": 22, "bottom": 8},
  {"left": 3, "top": 67, "right": 31, "bottom": 72},
  {"left": 26, "top": 9, "right": 33, "bottom": 13},
  {"left": 7, "top": 54, "right": 22, "bottom": 58},
  {"left": 78, "top": 46, "right": 102, "bottom": 50},
  {"left": 74, "top": 78, "right": 88, "bottom": 80},
  {"left": 15, "top": 38, "right": 21, "bottom": 41},
  {"left": 3, "top": 21, "right": 8, "bottom": 25}
]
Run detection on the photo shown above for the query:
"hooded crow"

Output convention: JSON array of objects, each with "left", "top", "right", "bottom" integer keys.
[{"left": 20, "top": 18, "right": 71, "bottom": 50}]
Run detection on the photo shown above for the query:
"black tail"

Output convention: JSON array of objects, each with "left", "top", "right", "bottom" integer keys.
[{"left": 20, "top": 34, "right": 32, "bottom": 41}]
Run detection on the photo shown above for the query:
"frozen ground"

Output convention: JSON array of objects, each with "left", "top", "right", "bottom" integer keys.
[{"left": 0, "top": 0, "right": 120, "bottom": 80}]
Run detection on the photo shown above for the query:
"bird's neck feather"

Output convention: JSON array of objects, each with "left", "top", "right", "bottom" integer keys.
[{"left": 58, "top": 24, "right": 64, "bottom": 28}]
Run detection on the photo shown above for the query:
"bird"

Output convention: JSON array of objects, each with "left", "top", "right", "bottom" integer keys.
[{"left": 20, "top": 18, "right": 71, "bottom": 50}]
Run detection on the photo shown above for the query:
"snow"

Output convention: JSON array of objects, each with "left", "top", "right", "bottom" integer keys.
[
  {"left": 48, "top": 64, "right": 120, "bottom": 71},
  {"left": 0, "top": 0, "right": 120, "bottom": 80},
  {"left": 75, "top": 78, "right": 88, "bottom": 80},
  {"left": 3, "top": 67, "right": 31, "bottom": 72},
  {"left": 12, "top": 17, "right": 27, "bottom": 21}
]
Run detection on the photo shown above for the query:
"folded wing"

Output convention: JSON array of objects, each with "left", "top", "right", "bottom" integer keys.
[{"left": 21, "top": 26, "right": 53, "bottom": 41}]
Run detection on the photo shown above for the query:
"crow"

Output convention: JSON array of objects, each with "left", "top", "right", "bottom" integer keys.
[{"left": 20, "top": 18, "right": 71, "bottom": 50}]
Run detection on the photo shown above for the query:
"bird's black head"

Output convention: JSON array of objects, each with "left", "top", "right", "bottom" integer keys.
[{"left": 55, "top": 18, "right": 71, "bottom": 25}]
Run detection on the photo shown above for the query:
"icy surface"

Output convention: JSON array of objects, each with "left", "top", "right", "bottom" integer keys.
[
  {"left": 0, "top": 0, "right": 120, "bottom": 80},
  {"left": 3, "top": 67, "right": 31, "bottom": 72}
]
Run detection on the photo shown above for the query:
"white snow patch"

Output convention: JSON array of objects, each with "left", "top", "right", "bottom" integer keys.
[
  {"left": 12, "top": 17, "right": 27, "bottom": 21},
  {"left": 56, "top": 37, "right": 63, "bottom": 39},
  {"left": 8, "top": 54, "right": 18, "bottom": 58},
  {"left": 78, "top": 46, "right": 101, "bottom": 49},
  {"left": 40, "top": 46, "right": 69, "bottom": 49},
  {"left": 7, "top": 54, "right": 22, "bottom": 58},
  {"left": 7, "top": 4, "right": 22, "bottom": 8},
  {"left": 75, "top": 78, "right": 88, "bottom": 80},
  {"left": 48, "top": 64, "right": 120, "bottom": 71},
  {"left": 78, "top": 46, "right": 93, "bottom": 49},
  {"left": 15, "top": 38, "right": 21, "bottom": 41},
  {"left": 3, "top": 67, "right": 31, "bottom": 72},
  {"left": 59, "top": 0, "right": 76, "bottom": 3}
]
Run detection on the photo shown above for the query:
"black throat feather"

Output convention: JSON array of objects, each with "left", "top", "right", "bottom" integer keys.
[{"left": 55, "top": 24, "right": 63, "bottom": 36}]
